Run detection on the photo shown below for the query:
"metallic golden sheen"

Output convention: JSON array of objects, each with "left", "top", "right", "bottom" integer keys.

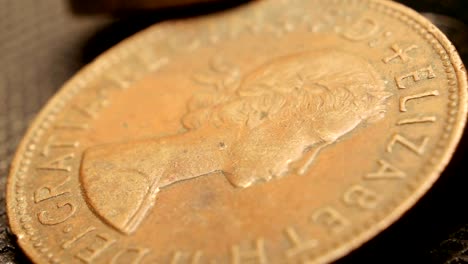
[{"left": 7, "top": 0, "right": 467, "bottom": 263}]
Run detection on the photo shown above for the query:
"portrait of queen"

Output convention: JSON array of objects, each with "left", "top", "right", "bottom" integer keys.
[{"left": 80, "top": 50, "right": 391, "bottom": 234}]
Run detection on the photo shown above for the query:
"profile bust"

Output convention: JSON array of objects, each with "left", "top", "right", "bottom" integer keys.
[{"left": 80, "top": 50, "right": 391, "bottom": 234}]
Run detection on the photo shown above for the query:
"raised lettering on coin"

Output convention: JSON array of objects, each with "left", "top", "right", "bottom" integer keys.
[{"left": 6, "top": 0, "right": 467, "bottom": 263}]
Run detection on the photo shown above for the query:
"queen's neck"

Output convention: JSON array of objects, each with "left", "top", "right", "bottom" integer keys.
[{"left": 156, "top": 126, "right": 237, "bottom": 188}]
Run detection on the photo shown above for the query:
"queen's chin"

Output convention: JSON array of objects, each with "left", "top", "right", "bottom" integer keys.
[{"left": 224, "top": 168, "right": 274, "bottom": 188}]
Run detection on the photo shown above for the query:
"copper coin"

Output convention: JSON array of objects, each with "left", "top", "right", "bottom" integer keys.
[{"left": 7, "top": 0, "right": 467, "bottom": 263}]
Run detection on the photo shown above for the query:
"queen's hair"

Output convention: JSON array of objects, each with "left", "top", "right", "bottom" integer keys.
[{"left": 182, "top": 50, "right": 391, "bottom": 130}]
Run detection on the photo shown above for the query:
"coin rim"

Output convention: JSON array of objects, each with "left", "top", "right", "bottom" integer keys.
[{"left": 6, "top": 0, "right": 468, "bottom": 263}]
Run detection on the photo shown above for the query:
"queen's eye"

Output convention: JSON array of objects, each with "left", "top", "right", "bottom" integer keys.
[
  {"left": 240, "top": 82, "right": 272, "bottom": 96},
  {"left": 302, "top": 82, "right": 329, "bottom": 94}
]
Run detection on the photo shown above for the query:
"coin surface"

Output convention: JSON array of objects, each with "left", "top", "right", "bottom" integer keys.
[{"left": 6, "top": 0, "right": 467, "bottom": 263}]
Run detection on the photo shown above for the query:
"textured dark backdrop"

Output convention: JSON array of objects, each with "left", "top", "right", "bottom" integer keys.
[{"left": 0, "top": 0, "right": 467, "bottom": 263}]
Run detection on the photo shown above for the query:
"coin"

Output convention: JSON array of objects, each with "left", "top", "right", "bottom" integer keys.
[{"left": 6, "top": 0, "right": 467, "bottom": 263}]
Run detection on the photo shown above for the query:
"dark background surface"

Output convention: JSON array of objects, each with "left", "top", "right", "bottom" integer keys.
[{"left": 0, "top": 0, "right": 467, "bottom": 263}]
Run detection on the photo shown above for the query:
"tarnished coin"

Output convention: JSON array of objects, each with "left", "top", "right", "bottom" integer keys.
[{"left": 7, "top": 0, "right": 467, "bottom": 263}]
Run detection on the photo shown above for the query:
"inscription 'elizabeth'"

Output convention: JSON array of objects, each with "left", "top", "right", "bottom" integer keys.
[{"left": 79, "top": 50, "right": 391, "bottom": 234}]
